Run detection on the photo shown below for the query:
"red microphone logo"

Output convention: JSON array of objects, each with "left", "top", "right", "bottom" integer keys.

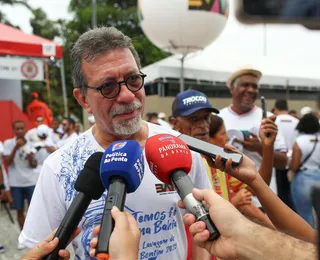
[{"left": 145, "top": 134, "right": 192, "bottom": 185}]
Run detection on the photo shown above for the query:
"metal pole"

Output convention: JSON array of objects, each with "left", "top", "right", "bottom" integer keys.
[
  {"left": 285, "top": 79, "right": 290, "bottom": 101},
  {"left": 263, "top": 24, "right": 267, "bottom": 56},
  {"left": 45, "top": 59, "right": 52, "bottom": 110},
  {"left": 60, "top": 58, "right": 68, "bottom": 117},
  {"left": 180, "top": 55, "right": 186, "bottom": 93},
  {"left": 92, "top": 0, "right": 97, "bottom": 28}
]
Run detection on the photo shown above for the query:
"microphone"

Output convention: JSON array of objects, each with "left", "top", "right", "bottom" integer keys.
[
  {"left": 145, "top": 134, "right": 220, "bottom": 241},
  {"left": 96, "top": 140, "right": 144, "bottom": 260},
  {"left": 44, "top": 152, "right": 105, "bottom": 260}
]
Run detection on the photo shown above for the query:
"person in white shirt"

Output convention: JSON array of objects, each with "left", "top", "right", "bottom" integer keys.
[
  {"left": 289, "top": 113, "right": 320, "bottom": 227},
  {"left": 219, "top": 66, "right": 287, "bottom": 207},
  {"left": 19, "top": 26, "right": 212, "bottom": 260},
  {"left": 51, "top": 118, "right": 62, "bottom": 145},
  {"left": 25, "top": 116, "right": 53, "bottom": 145},
  {"left": 273, "top": 99, "right": 299, "bottom": 210},
  {"left": 56, "top": 118, "right": 78, "bottom": 148},
  {"left": 3, "top": 120, "right": 38, "bottom": 251},
  {"left": 33, "top": 124, "right": 56, "bottom": 176}
]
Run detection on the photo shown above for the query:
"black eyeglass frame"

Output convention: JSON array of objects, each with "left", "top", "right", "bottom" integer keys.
[{"left": 86, "top": 73, "right": 147, "bottom": 99}]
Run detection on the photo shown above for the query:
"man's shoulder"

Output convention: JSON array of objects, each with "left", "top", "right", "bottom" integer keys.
[
  {"left": 277, "top": 114, "right": 299, "bottom": 123},
  {"left": 3, "top": 137, "right": 14, "bottom": 146}
]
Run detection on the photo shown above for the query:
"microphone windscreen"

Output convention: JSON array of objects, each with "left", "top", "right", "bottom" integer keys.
[
  {"left": 100, "top": 140, "right": 144, "bottom": 193},
  {"left": 74, "top": 152, "right": 105, "bottom": 200},
  {"left": 145, "top": 134, "right": 192, "bottom": 185}
]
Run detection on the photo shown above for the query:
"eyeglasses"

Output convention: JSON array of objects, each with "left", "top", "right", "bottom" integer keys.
[{"left": 87, "top": 73, "right": 147, "bottom": 99}]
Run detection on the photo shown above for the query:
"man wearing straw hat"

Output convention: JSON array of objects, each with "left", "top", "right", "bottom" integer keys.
[{"left": 219, "top": 66, "right": 287, "bottom": 205}]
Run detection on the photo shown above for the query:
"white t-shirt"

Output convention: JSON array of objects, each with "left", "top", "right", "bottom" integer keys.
[
  {"left": 20, "top": 122, "right": 212, "bottom": 260},
  {"left": 275, "top": 114, "right": 299, "bottom": 151},
  {"left": 296, "top": 134, "right": 320, "bottom": 171},
  {"left": 3, "top": 137, "right": 39, "bottom": 187},
  {"left": 33, "top": 138, "right": 55, "bottom": 174},
  {"left": 57, "top": 132, "right": 78, "bottom": 148},
  {"left": 51, "top": 129, "right": 61, "bottom": 145},
  {"left": 219, "top": 106, "right": 287, "bottom": 201}
]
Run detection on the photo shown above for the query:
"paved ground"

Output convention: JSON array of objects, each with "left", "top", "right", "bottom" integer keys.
[
  {"left": 0, "top": 201, "right": 28, "bottom": 260},
  {"left": 0, "top": 201, "right": 74, "bottom": 260}
]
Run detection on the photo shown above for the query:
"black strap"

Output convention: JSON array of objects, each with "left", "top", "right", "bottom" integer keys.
[{"left": 298, "top": 134, "right": 318, "bottom": 171}]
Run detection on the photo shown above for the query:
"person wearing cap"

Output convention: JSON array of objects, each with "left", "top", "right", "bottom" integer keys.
[
  {"left": 170, "top": 89, "right": 225, "bottom": 260},
  {"left": 25, "top": 92, "right": 53, "bottom": 128},
  {"left": 219, "top": 66, "right": 287, "bottom": 208},
  {"left": 25, "top": 115, "right": 53, "bottom": 145},
  {"left": 300, "top": 106, "right": 313, "bottom": 117},
  {"left": 32, "top": 124, "right": 56, "bottom": 178}
]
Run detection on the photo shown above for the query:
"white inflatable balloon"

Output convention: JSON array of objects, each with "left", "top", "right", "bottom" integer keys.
[{"left": 138, "top": 0, "right": 229, "bottom": 55}]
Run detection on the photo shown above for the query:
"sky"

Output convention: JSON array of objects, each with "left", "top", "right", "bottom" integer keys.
[{"left": 2, "top": 0, "right": 320, "bottom": 62}]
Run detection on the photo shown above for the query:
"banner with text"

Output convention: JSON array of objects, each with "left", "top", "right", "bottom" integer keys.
[{"left": 0, "top": 57, "right": 44, "bottom": 81}]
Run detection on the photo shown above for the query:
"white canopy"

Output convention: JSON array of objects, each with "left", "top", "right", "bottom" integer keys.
[{"left": 142, "top": 53, "right": 320, "bottom": 88}]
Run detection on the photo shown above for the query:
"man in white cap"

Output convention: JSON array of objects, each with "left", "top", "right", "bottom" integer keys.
[
  {"left": 219, "top": 66, "right": 287, "bottom": 205},
  {"left": 300, "top": 106, "right": 313, "bottom": 117}
]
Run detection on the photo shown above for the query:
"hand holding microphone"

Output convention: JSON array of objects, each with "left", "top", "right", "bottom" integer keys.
[
  {"left": 145, "top": 134, "right": 220, "bottom": 241},
  {"left": 96, "top": 140, "right": 144, "bottom": 260},
  {"left": 43, "top": 152, "right": 105, "bottom": 260},
  {"left": 90, "top": 206, "right": 140, "bottom": 260}
]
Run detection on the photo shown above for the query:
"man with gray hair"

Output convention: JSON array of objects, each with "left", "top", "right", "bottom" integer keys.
[{"left": 19, "top": 27, "right": 212, "bottom": 260}]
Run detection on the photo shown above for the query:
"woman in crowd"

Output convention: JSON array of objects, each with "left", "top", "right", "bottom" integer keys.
[{"left": 290, "top": 113, "right": 320, "bottom": 227}]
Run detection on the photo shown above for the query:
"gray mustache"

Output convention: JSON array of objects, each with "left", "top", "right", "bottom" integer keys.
[{"left": 110, "top": 101, "right": 142, "bottom": 117}]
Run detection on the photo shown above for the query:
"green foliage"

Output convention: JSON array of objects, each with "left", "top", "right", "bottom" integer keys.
[{"left": 30, "top": 8, "right": 60, "bottom": 40}]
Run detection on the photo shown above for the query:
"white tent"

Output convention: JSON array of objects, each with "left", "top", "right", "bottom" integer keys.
[
  {"left": 142, "top": 1, "right": 320, "bottom": 89},
  {"left": 142, "top": 53, "right": 320, "bottom": 88}
]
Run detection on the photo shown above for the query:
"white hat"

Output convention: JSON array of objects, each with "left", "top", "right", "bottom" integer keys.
[
  {"left": 158, "top": 112, "right": 166, "bottom": 119},
  {"left": 37, "top": 124, "right": 49, "bottom": 138},
  {"left": 227, "top": 65, "right": 262, "bottom": 88},
  {"left": 88, "top": 115, "right": 95, "bottom": 124},
  {"left": 300, "top": 106, "right": 313, "bottom": 116}
]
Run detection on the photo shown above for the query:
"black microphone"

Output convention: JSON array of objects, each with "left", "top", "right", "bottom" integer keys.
[
  {"left": 96, "top": 140, "right": 144, "bottom": 260},
  {"left": 43, "top": 152, "right": 105, "bottom": 260}
]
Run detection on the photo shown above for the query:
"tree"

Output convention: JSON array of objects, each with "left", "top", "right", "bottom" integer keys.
[{"left": 30, "top": 8, "right": 60, "bottom": 40}]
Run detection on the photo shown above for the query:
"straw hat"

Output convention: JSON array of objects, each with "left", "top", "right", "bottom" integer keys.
[{"left": 227, "top": 65, "right": 262, "bottom": 88}]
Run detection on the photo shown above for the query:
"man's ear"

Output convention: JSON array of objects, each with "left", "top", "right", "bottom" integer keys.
[
  {"left": 170, "top": 117, "right": 180, "bottom": 131},
  {"left": 229, "top": 85, "right": 234, "bottom": 95},
  {"left": 73, "top": 88, "right": 92, "bottom": 114}
]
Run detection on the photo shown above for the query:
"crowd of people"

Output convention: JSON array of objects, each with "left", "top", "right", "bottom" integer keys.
[
  {"left": 0, "top": 26, "right": 320, "bottom": 260},
  {"left": 0, "top": 113, "right": 86, "bottom": 252}
]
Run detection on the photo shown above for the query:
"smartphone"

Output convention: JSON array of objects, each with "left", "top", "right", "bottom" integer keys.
[
  {"left": 261, "top": 96, "right": 267, "bottom": 118},
  {"left": 178, "top": 134, "right": 243, "bottom": 167},
  {"left": 241, "top": 130, "right": 250, "bottom": 138}
]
